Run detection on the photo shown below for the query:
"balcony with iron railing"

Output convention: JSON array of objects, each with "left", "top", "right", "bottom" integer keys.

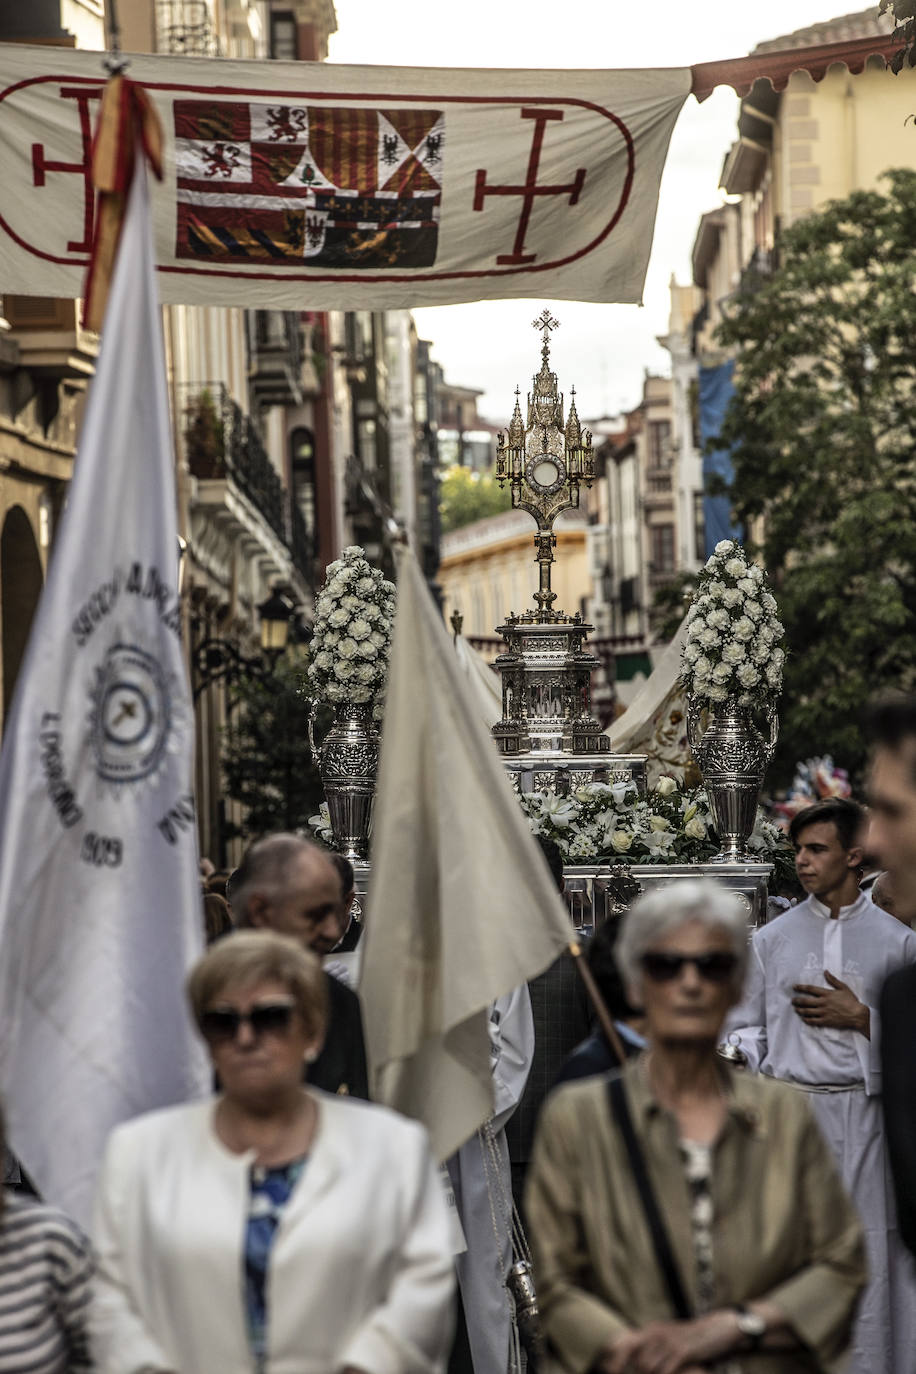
[{"left": 182, "top": 383, "right": 312, "bottom": 581}]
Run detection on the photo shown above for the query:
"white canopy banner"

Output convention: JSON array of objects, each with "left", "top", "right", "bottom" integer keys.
[{"left": 0, "top": 44, "right": 690, "bottom": 309}]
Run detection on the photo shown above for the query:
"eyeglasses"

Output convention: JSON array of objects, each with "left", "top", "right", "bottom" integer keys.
[
  {"left": 640, "top": 951, "right": 738, "bottom": 984},
  {"left": 200, "top": 1001, "right": 297, "bottom": 1043}
]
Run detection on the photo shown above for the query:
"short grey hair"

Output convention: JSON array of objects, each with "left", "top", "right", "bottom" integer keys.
[
  {"left": 616, "top": 879, "right": 750, "bottom": 990},
  {"left": 232, "top": 833, "right": 330, "bottom": 926}
]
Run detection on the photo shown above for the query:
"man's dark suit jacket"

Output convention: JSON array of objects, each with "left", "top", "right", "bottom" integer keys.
[
  {"left": 880, "top": 963, "right": 916, "bottom": 1258},
  {"left": 505, "top": 951, "right": 592, "bottom": 1168},
  {"left": 306, "top": 971, "right": 369, "bottom": 1099}
]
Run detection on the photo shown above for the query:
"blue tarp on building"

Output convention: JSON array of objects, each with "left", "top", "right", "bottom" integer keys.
[{"left": 698, "top": 359, "right": 742, "bottom": 556}]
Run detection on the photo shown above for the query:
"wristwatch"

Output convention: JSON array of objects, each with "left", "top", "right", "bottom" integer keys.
[{"left": 734, "top": 1305, "right": 767, "bottom": 1351}]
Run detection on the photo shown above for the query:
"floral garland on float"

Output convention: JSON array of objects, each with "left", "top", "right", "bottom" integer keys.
[
  {"left": 517, "top": 775, "right": 794, "bottom": 886},
  {"left": 681, "top": 539, "right": 786, "bottom": 862},
  {"left": 306, "top": 546, "right": 396, "bottom": 860}
]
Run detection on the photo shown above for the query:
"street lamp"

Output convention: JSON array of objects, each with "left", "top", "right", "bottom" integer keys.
[{"left": 192, "top": 586, "right": 301, "bottom": 701}]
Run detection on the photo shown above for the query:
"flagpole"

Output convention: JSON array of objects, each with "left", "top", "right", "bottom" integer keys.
[
  {"left": 568, "top": 941, "right": 628, "bottom": 1066},
  {"left": 103, "top": 0, "right": 130, "bottom": 74}
]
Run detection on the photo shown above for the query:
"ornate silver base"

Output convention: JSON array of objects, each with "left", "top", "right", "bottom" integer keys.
[
  {"left": 504, "top": 752, "right": 648, "bottom": 798},
  {"left": 563, "top": 862, "right": 773, "bottom": 929}
]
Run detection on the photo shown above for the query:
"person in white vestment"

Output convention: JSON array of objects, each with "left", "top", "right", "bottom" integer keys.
[
  {"left": 727, "top": 797, "right": 916, "bottom": 1374},
  {"left": 446, "top": 985, "right": 535, "bottom": 1374}
]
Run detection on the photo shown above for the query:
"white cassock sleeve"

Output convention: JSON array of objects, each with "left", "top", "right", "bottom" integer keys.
[
  {"left": 725, "top": 937, "right": 768, "bottom": 1072},
  {"left": 489, "top": 984, "right": 535, "bottom": 1131}
]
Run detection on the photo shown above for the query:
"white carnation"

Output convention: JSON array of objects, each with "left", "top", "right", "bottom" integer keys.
[
  {"left": 772, "top": 647, "right": 785, "bottom": 668},
  {"left": 369, "top": 630, "right": 386, "bottom": 649},
  {"left": 358, "top": 640, "right": 379, "bottom": 660},
  {"left": 707, "top": 609, "right": 730, "bottom": 630},
  {"left": 338, "top": 637, "right": 359, "bottom": 659},
  {"left": 341, "top": 595, "right": 361, "bottom": 613},
  {"left": 334, "top": 661, "right": 355, "bottom": 682},
  {"left": 734, "top": 616, "right": 755, "bottom": 641},
  {"left": 713, "top": 661, "right": 733, "bottom": 682},
  {"left": 357, "top": 576, "right": 376, "bottom": 594},
  {"left": 688, "top": 618, "right": 707, "bottom": 641},
  {"left": 766, "top": 661, "right": 783, "bottom": 687},
  {"left": 363, "top": 604, "right": 381, "bottom": 623},
  {"left": 758, "top": 624, "right": 775, "bottom": 646},
  {"left": 706, "top": 683, "right": 729, "bottom": 702},
  {"left": 743, "top": 600, "right": 762, "bottom": 620},
  {"left": 762, "top": 592, "right": 777, "bottom": 613},
  {"left": 722, "top": 641, "right": 746, "bottom": 664},
  {"left": 737, "top": 577, "right": 756, "bottom": 594},
  {"left": 699, "top": 627, "right": 719, "bottom": 648},
  {"left": 329, "top": 607, "right": 350, "bottom": 628},
  {"left": 752, "top": 639, "right": 769, "bottom": 664},
  {"left": 707, "top": 579, "right": 727, "bottom": 599},
  {"left": 356, "top": 662, "right": 377, "bottom": 683},
  {"left": 714, "top": 540, "right": 735, "bottom": 555},
  {"left": 737, "top": 662, "right": 761, "bottom": 687},
  {"left": 724, "top": 557, "right": 746, "bottom": 578},
  {"left": 683, "top": 641, "right": 701, "bottom": 664},
  {"left": 722, "top": 588, "right": 742, "bottom": 608},
  {"left": 694, "top": 656, "right": 712, "bottom": 677},
  {"left": 326, "top": 682, "right": 345, "bottom": 702},
  {"left": 350, "top": 685, "right": 372, "bottom": 703},
  {"left": 748, "top": 564, "right": 763, "bottom": 584},
  {"left": 349, "top": 618, "right": 372, "bottom": 641}
]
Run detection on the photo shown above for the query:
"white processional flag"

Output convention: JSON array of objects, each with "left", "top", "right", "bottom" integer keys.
[
  {"left": 0, "top": 156, "right": 210, "bottom": 1228},
  {"left": 361, "top": 546, "right": 574, "bottom": 1162}
]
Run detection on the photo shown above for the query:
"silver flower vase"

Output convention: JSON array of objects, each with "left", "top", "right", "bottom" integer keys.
[
  {"left": 687, "top": 697, "right": 778, "bottom": 862},
  {"left": 308, "top": 702, "right": 380, "bottom": 860}
]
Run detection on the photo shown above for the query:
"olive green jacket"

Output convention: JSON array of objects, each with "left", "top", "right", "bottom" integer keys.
[{"left": 525, "top": 1058, "right": 866, "bottom": 1374}]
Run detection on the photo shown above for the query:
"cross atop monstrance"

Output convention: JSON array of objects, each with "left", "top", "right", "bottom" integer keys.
[{"left": 495, "top": 310, "right": 593, "bottom": 618}]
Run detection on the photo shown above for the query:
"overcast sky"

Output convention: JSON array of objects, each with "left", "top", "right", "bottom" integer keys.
[{"left": 327, "top": 1, "right": 886, "bottom": 421}]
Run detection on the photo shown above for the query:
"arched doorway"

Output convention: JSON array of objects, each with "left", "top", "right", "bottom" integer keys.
[{"left": 1, "top": 506, "right": 43, "bottom": 723}]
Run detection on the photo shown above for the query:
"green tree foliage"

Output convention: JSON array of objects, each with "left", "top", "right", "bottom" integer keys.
[
  {"left": 715, "top": 169, "right": 916, "bottom": 784},
  {"left": 439, "top": 464, "right": 510, "bottom": 533},
  {"left": 221, "top": 657, "right": 325, "bottom": 840},
  {"left": 880, "top": 0, "right": 916, "bottom": 70}
]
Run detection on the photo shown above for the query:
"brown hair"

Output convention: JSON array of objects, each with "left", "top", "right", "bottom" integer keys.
[{"left": 186, "top": 930, "right": 327, "bottom": 1041}]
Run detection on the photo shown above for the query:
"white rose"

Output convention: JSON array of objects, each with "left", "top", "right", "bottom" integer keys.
[
  {"left": 714, "top": 540, "right": 734, "bottom": 555},
  {"left": 734, "top": 616, "right": 755, "bottom": 641},
  {"left": 737, "top": 663, "right": 761, "bottom": 687},
  {"left": 684, "top": 815, "right": 707, "bottom": 841},
  {"left": 713, "top": 661, "right": 733, "bottom": 682},
  {"left": 725, "top": 557, "right": 747, "bottom": 578},
  {"left": 338, "top": 637, "right": 359, "bottom": 659},
  {"left": 707, "top": 609, "right": 730, "bottom": 630},
  {"left": 329, "top": 607, "right": 350, "bottom": 628},
  {"left": 655, "top": 776, "right": 678, "bottom": 797},
  {"left": 610, "top": 830, "right": 633, "bottom": 853},
  {"left": 722, "top": 588, "right": 742, "bottom": 608},
  {"left": 722, "top": 641, "right": 746, "bottom": 664}
]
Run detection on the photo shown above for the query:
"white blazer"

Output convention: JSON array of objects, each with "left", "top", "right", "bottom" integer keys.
[{"left": 90, "top": 1092, "right": 455, "bottom": 1374}]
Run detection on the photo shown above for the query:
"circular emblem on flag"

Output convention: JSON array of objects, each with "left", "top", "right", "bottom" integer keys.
[{"left": 89, "top": 643, "right": 172, "bottom": 786}]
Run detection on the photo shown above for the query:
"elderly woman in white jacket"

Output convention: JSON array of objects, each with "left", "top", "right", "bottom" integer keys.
[{"left": 91, "top": 930, "right": 455, "bottom": 1374}]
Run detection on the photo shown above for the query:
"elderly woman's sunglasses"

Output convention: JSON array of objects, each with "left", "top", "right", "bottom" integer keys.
[
  {"left": 200, "top": 1001, "right": 297, "bottom": 1042},
  {"left": 640, "top": 951, "right": 738, "bottom": 984}
]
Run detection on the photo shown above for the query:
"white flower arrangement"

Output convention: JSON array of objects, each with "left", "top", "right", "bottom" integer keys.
[
  {"left": 307, "top": 546, "right": 396, "bottom": 722},
  {"left": 519, "top": 778, "right": 792, "bottom": 870},
  {"left": 681, "top": 539, "right": 785, "bottom": 710}
]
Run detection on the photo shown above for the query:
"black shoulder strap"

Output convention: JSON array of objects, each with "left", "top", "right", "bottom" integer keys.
[{"left": 607, "top": 1075, "right": 692, "bottom": 1320}]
